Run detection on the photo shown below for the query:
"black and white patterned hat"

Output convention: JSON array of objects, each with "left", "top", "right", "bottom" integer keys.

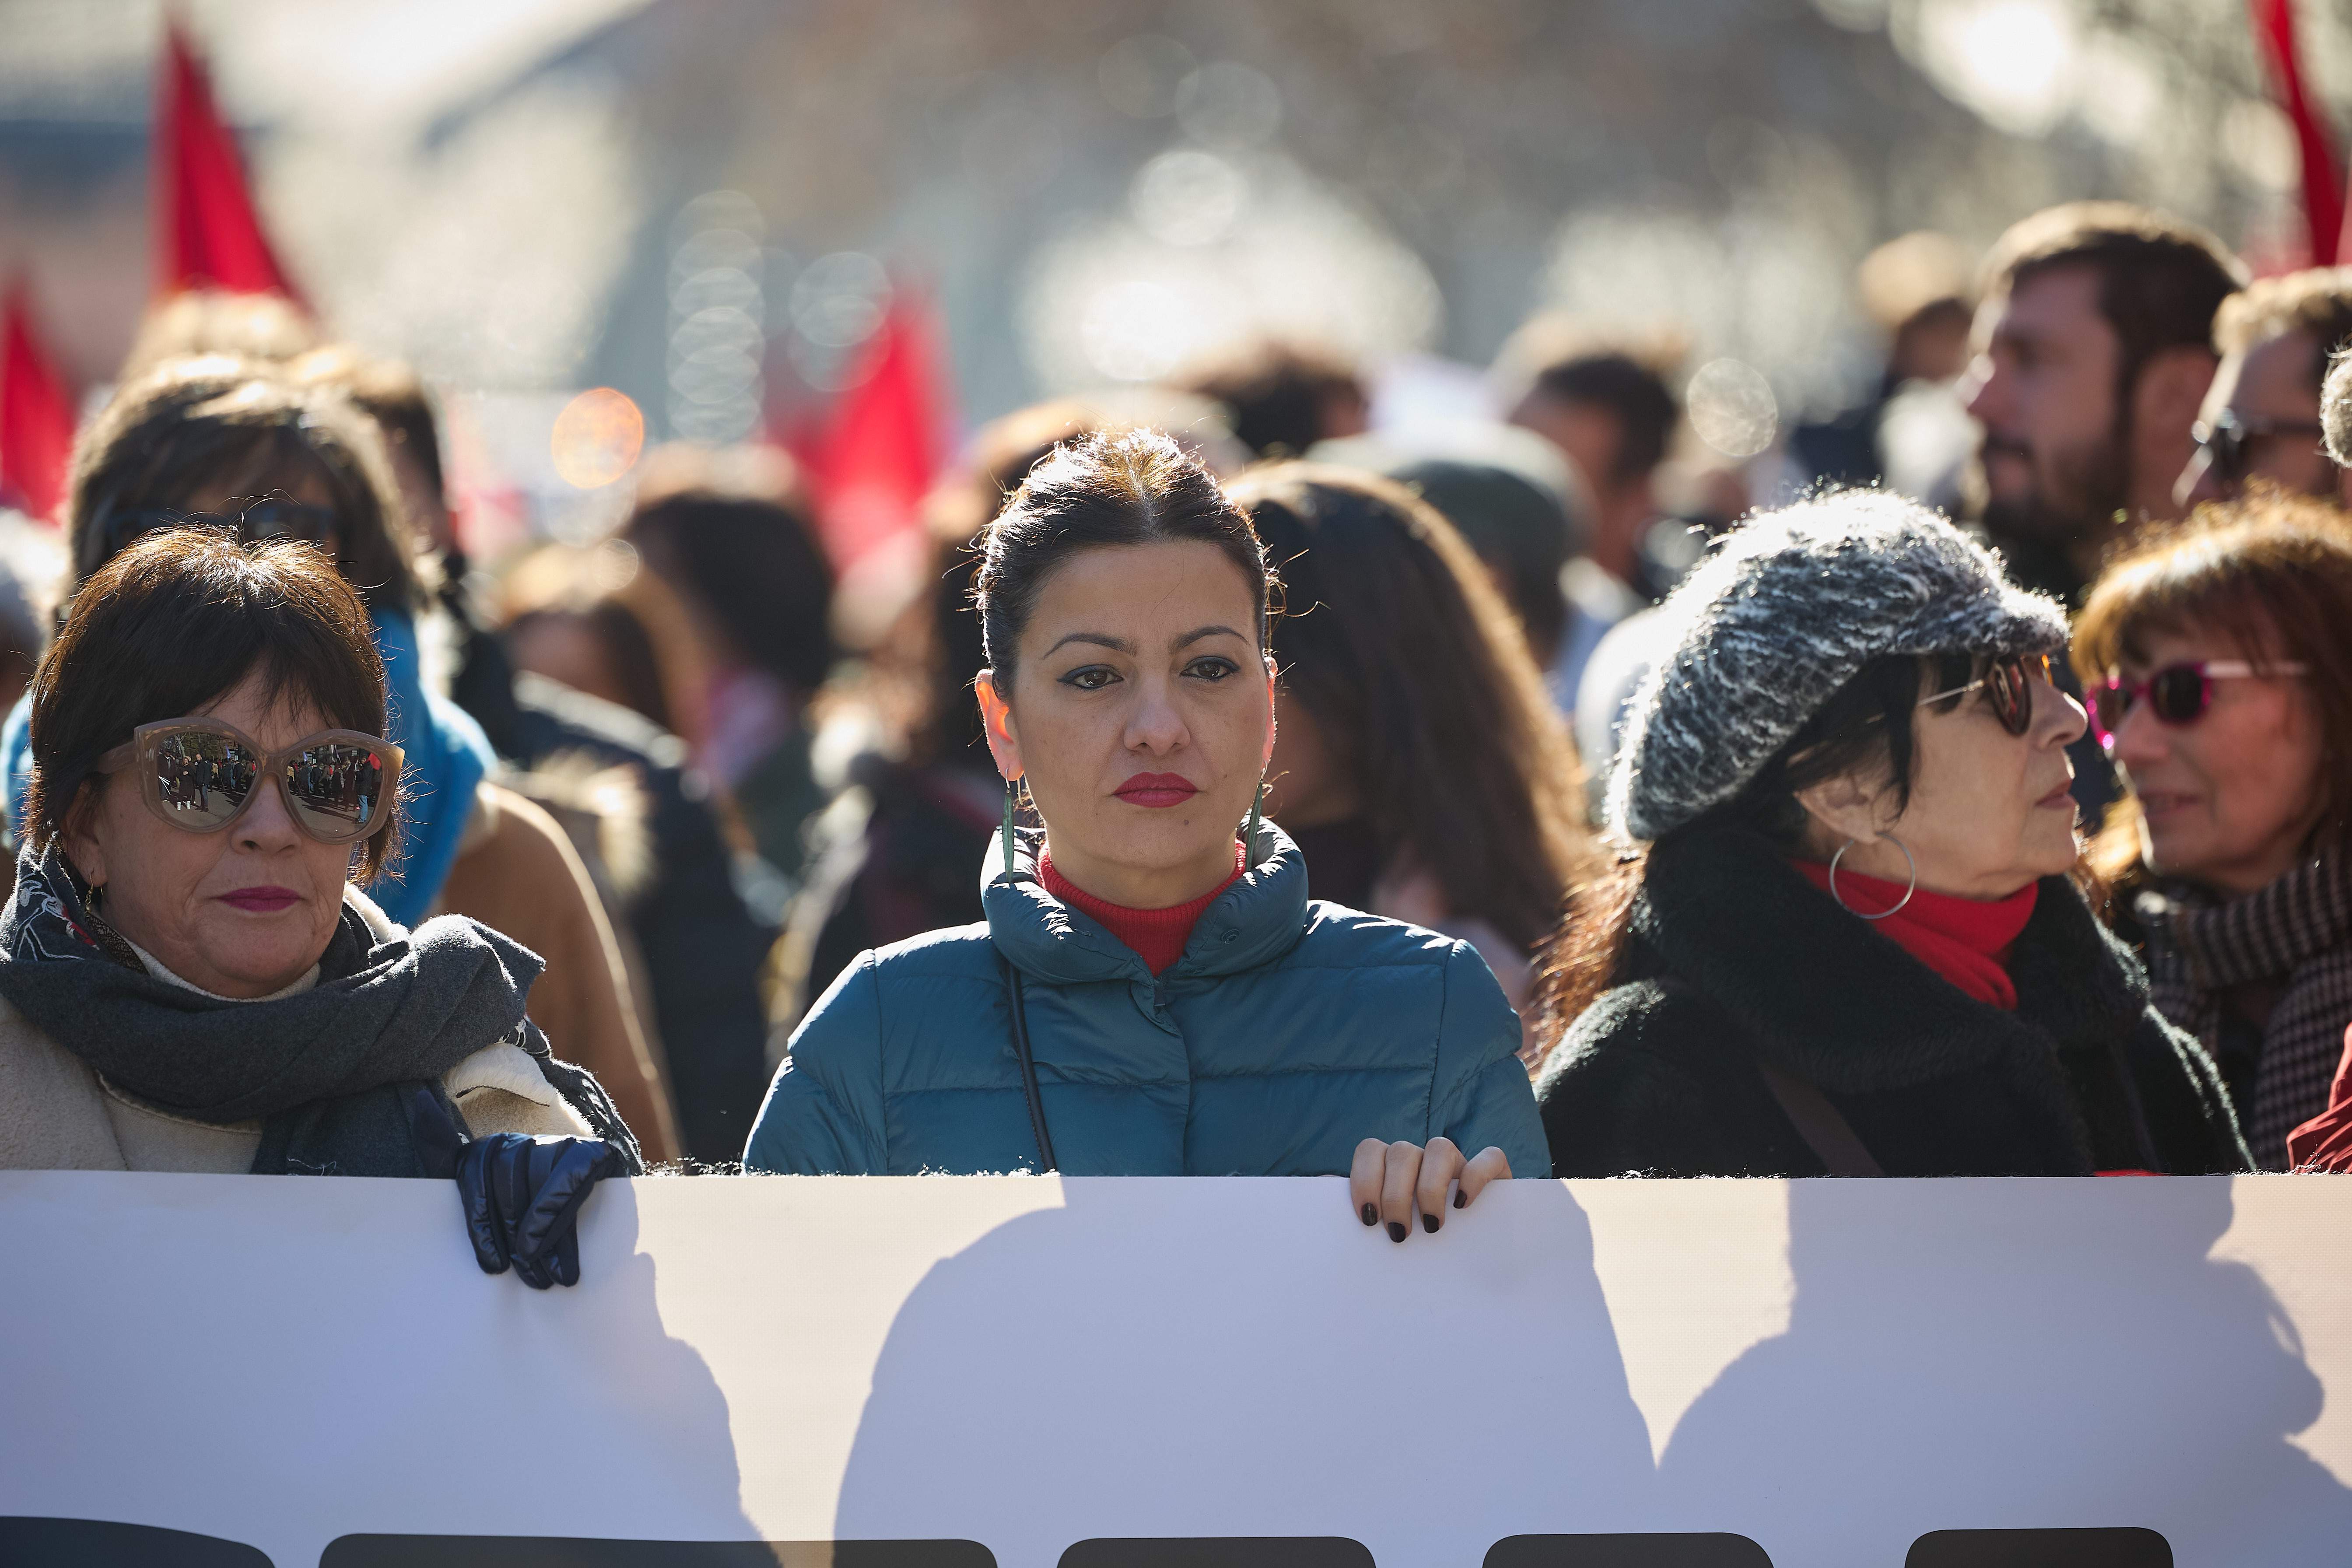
[{"left": 1606, "top": 490, "right": 2070, "bottom": 844}]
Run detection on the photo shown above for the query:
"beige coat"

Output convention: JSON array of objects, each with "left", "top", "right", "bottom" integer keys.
[{"left": 0, "top": 888, "right": 589, "bottom": 1175}]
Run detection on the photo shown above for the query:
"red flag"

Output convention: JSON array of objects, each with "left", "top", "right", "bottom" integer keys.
[
  {"left": 798, "top": 293, "right": 952, "bottom": 570},
  {"left": 154, "top": 19, "right": 302, "bottom": 300},
  {"left": 0, "top": 281, "right": 77, "bottom": 524},
  {"left": 2250, "top": 0, "right": 2344, "bottom": 267}
]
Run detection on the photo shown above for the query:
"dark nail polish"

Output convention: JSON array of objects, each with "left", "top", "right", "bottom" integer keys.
[
  {"left": 1422, "top": 1213, "right": 1440, "bottom": 1233},
  {"left": 1360, "top": 1203, "right": 1377, "bottom": 1226},
  {"left": 1386, "top": 1221, "right": 1407, "bottom": 1242},
  {"left": 1453, "top": 1190, "right": 1466, "bottom": 1209}
]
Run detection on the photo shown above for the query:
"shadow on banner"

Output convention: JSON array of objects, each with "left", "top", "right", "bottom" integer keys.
[
  {"left": 831, "top": 1178, "right": 1660, "bottom": 1561},
  {"left": 1658, "top": 1177, "right": 2352, "bottom": 1562}
]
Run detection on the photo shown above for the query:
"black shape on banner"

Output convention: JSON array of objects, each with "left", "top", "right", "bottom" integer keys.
[
  {"left": 319, "top": 1540, "right": 995, "bottom": 1568},
  {"left": 0, "top": 1516, "right": 276, "bottom": 1566},
  {"left": 1058, "top": 1540, "right": 1373, "bottom": 1568},
  {"left": 1483, "top": 1535, "right": 1773, "bottom": 1567},
  {"left": 1904, "top": 1528, "right": 2171, "bottom": 1567}
]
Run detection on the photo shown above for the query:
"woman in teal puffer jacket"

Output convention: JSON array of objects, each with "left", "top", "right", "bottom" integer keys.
[{"left": 743, "top": 429, "right": 1548, "bottom": 1236}]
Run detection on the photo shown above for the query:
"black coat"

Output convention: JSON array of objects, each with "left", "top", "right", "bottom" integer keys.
[
  {"left": 505, "top": 674, "right": 776, "bottom": 1165},
  {"left": 1536, "top": 827, "right": 2251, "bottom": 1178}
]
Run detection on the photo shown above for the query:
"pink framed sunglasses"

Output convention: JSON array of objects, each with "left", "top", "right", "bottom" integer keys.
[{"left": 2087, "top": 660, "right": 2309, "bottom": 753}]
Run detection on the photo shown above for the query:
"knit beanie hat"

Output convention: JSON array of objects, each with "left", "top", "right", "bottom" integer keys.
[{"left": 1606, "top": 490, "right": 2069, "bottom": 844}]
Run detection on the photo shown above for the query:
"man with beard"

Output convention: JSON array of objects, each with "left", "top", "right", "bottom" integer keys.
[
  {"left": 1965, "top": 202, "right": 2245, "bottom": 603},
  {"left": 1964, "top": 203, "right": 2243, "bottom": 816}
]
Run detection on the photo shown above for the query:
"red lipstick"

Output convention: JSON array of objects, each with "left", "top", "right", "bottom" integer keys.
[
  {"left": 219, "top": 886, "right": 300, "bottom": 914},
  {"left": 1114, "top": 772, "right": 1199, "bottom": 808}
]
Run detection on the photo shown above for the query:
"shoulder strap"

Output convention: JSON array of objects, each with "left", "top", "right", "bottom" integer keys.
[
  {"left": 1758, "top": 1062, "right": 1884, "bottom": 1177},
  {"left": 998, "top": 954, "right": 1058, "bottom": 1173}
]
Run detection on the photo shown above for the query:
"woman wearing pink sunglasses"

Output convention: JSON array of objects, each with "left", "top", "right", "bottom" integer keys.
[{"left": 2080, "top": 493, "right": 2352, "bottom": 1169}]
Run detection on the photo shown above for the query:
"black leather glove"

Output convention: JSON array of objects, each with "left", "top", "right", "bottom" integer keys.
[{"left": 454, "top": 1133, "right": 629, "bottom": 1289}]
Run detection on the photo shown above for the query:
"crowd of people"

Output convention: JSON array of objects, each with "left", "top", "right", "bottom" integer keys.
[{"left": 4, "top": 197, "right": 2352, "bottom": 1284}]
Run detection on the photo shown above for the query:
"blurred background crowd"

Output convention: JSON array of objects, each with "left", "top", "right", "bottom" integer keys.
[{"left": 5, "top": 0, "right": 2352, "bottom": 1172}]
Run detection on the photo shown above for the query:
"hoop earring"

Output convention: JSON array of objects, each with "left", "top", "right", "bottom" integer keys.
[
  {"left": 1242, "top": 775, "right": 1265, "bottom": 869},
  {"left": 1827, "top": 834, "right": 1915, "bottom": 921}
]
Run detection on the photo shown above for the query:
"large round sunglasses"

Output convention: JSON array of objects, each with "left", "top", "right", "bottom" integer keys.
[
  {"left": 93, "top": 719, "right": 403, "bottom": 846},
  {"left": 2087, "top": 660, "right": 2310, "bottom": 753}
]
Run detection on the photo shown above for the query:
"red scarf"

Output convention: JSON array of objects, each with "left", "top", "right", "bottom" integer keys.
[
  {"left": 1792, "top": 859, "right": 2038, "bottom": 1010},
  {"left": 1039, "top": 844, "right": 1246, "bottom": 976}
]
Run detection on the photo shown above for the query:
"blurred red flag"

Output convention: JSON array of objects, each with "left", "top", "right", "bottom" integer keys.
[
  {"left": 795, "top": 293, "right": 951, "bottom": 570},
  {"left": 0, "top": 281, "right": 77, "bottom": 523},
  {"left": 154, "top": 19, "right": 303, "bottom": 300},
  {"left": 2250, "top": 0, "right": 2344, "bottom": 267}
]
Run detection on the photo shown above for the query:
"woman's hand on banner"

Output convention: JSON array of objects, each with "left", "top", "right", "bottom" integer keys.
[
  {"left": 455, "top": 1133, "right": 631, "bottom": 1289},
  {"left": 1351, "top": 1136, "right": 1511, "bottom": 1242}
]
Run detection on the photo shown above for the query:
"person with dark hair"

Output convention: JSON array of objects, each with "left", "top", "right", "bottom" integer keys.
[
  {"left": 482, "top": 538, "right": 775, "bottom": 1163},
  {"left": 623, "top": 443, "right": 839, "bottom": 886},
  {"left": 303, "top": 349, "right": 780, "bottom": 1162},
  {"left": 0, "top": 529, "right": 639, "bottom": 1288},
  {"left": 1966, "top": 201, "right": 2247, "bottom": 602},
  {"left": 2077, "top": 496, "right": 2352, "bottom": 1168},
  {"left": 1170, "top": 337, "right": 1369, "bottom": 460},
  {"left": 1965, "top": 202, "right": 2246, "bottom": 826},
  {"left": 1500, "top": 323, "right": 1684, "bottom": 605},
  {"left": 0, "top": 355, "right": 682, "bottom": 1161},
  {"left": 1234, "top": 465, "right": 1595, "bottom": 1054},
  {"left": 2174, "top": 268, "right": 2352, "bottom": 511},
  {"left": 746, "top": 429, "right": 1545, "bottom": 1230},
  {"left": 1534, "top": 491, "right": 2247, "bottom": 1180},
  {"left": 771, "top": 402, "right": 1095, "bottom": 1035}
]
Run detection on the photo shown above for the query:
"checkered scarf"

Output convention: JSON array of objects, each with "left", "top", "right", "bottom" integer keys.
[{"left": 2140, "top": 855, "right": 2352, "bottom": 1170}]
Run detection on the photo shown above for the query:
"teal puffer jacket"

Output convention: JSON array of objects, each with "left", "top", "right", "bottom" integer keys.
[{"left": 743, "top": 821, "right": 1549, "bottom": 1177}]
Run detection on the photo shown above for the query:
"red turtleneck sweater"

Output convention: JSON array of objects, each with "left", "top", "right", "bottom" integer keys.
[
  {"left": 1792, "top": 859, "right": 2038, "bottom": 1010},
  {"left": 1040, "top": 843, "right": 1247, "bottom": 976}
]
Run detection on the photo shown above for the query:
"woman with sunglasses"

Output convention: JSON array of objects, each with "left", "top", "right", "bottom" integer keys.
[
  {"left": 2079, "top": 494, "right": 2352, "bottom": 1169},
  {"left": 1532, "top": 491, "right": 2248, "bottom": 1179},
  {"left": 745, "top": 429, "right": 1546, "bottom": 1233},
  {"left": 0, "top": 531, "right": 641, "bottom": 1286},
  {"left": 0, "top": 354, "right": 681, "bottom": 1160}
]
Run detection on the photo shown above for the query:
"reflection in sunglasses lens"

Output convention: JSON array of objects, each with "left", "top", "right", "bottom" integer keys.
[
  {"left": 287, "top": 743, "right": 385, "bottom": 842},
  {"left": 151, "top": 734, "right": 254, "bottom": 828}
]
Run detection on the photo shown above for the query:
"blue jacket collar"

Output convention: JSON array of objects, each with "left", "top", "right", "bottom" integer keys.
[{"left": 981, "top": 818, "right": 1311, "bottom": 986}]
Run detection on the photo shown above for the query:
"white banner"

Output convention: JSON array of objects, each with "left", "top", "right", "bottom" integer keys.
[{"left": 2, "top": 1172, "right": 2349, "bottom": 1567}]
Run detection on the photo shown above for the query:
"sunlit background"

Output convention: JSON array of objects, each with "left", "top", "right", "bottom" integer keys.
[{"left": 2, "top": 0, "right": 2345, "bottom": 537}]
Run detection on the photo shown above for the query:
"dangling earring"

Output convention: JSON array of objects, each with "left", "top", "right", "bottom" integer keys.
[
  {"left": 1242, "top": 774, "right": 1266, "bottom": 870},
  {"left": 1827, "top": 833, "right": 1915, "bottom": 920},
  {"left": 999, "top": 777, "right": 1021, "bottom": 881}
]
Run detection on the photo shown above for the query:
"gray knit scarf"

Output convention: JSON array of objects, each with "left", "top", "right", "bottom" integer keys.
[
  {"left": 2140, "top": 854, "right": 2352, "bottom": 1169},
  {"left": 0, "top": 845, "right": 640, "bottom": 1176}
]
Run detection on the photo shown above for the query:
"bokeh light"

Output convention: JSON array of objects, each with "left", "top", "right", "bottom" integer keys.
[
  {"left": 1686, "top": 359, "right": 1781, "bottom": 459},
  {"left": 550, "top": 387, "right": 645, "bottom": 489}
]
